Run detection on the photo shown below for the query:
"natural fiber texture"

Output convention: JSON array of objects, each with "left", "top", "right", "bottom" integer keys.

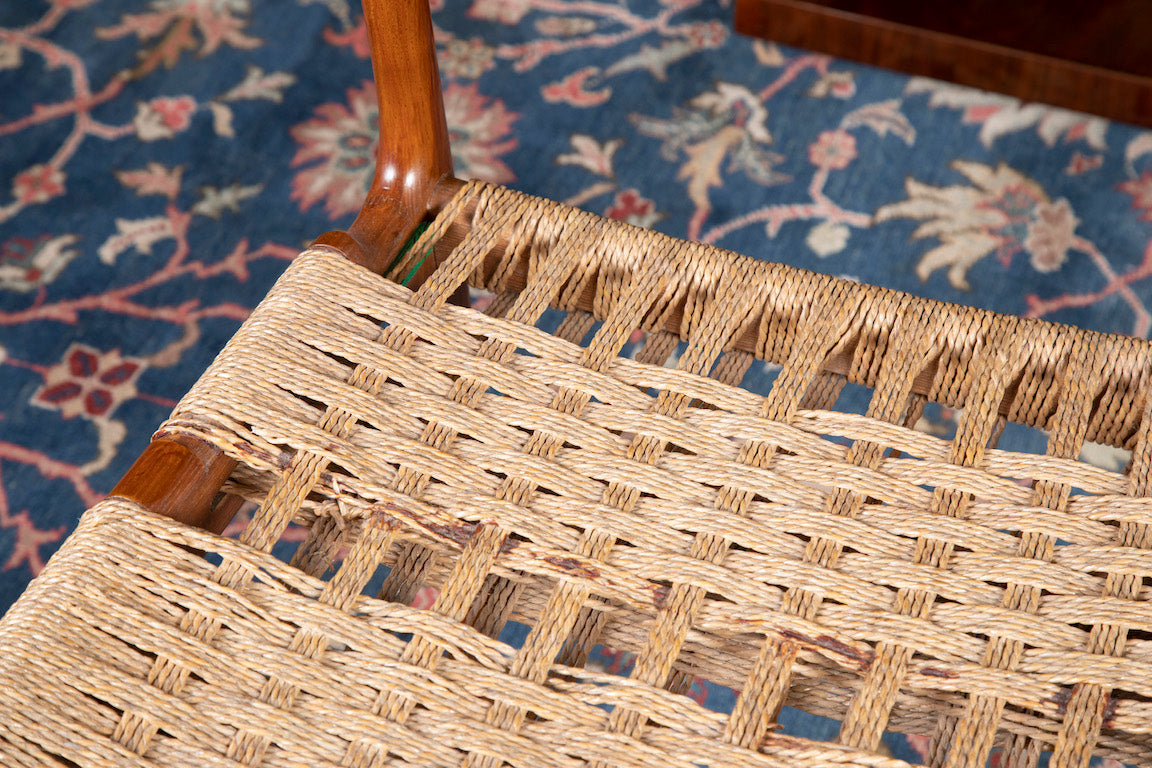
[{"left": 3, "top": 180, "right": 1152, "bottom": 767}]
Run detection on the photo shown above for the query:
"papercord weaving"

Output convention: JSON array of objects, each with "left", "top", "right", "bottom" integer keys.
[{"left": 2, "top": 181, "right": 1151, "bottom": 767}]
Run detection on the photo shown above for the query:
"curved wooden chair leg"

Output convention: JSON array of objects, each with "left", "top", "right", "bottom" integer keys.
[
  {"left": 314, "top": 0, "right": 454, "bottom": 275},
  {"left": 116, "top": 1, "right": 453, "bottom": 531}
]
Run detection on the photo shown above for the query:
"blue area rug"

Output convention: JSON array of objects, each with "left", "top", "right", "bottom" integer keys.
[{"left": 2, "top": 1, "right": 1150, "bottom": 764}]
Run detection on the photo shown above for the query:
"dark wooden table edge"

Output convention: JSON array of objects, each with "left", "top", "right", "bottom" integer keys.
[{"left": 734, "top": 0, "right": 1152, "bottom": 127}]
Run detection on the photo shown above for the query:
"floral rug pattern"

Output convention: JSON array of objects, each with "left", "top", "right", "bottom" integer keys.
[{"left": 2, "top": 1, "right": 1151, "bottom": 764}]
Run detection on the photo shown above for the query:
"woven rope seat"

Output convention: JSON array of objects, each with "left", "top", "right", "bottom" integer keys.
[{"left": 4, "top": 180, "right": 1152, "bottom": 767}]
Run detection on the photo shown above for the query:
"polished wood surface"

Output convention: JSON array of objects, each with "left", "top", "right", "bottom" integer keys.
[
  {"left": 314, "top": 0, "right": 453, "bottom": 273},
  {"left": 808, "top": 0, "right": 1152, "bottom": 77},
  {"left": 115, "top": 2, "right": 454, "bottom": 531},
  {"left": 111, "top": 434, "right": 238, "bottom": 533},
  {"left": 734, "top": 0, "right": 1152, "bottom": 126}
]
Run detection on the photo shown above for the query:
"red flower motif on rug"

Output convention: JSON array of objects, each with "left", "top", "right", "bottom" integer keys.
[
  {"left": 605, "top": 188, "right": 660, "bottom": 228},
  {"left": 33, "top": 344, "right": 144, "bottom": 420},
  {"left": 134, "top": 95, "right": 197, "bottom": 141},
  {"left": 12, "top": 165, "right": 65, "bottom": 205}
]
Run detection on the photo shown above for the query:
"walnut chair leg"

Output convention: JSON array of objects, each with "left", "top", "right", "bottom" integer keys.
[
  {"left": 114, "top": 2, "right": 457, "bottom": 531},
  {"left": 111, "top": 435, "right": 237, "bottom": 533},
  {"left": 314, "top": 0, "right": 454, "bottom": 275}
]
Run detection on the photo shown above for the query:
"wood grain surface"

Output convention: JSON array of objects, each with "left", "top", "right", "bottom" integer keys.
[{"left": 734, "top": 0, "right": 1152, "bottom": 126}]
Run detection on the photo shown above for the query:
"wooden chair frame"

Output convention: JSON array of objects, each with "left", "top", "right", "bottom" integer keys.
[
  {"left": 9, "top": 5, "right": 1152, "bottom": 764},
  {"left": 112, "top": 1, "right": 459, "bottom": 534},
  {"left": 108, "top": 0, "right": 1012, "bottom": 535}
]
